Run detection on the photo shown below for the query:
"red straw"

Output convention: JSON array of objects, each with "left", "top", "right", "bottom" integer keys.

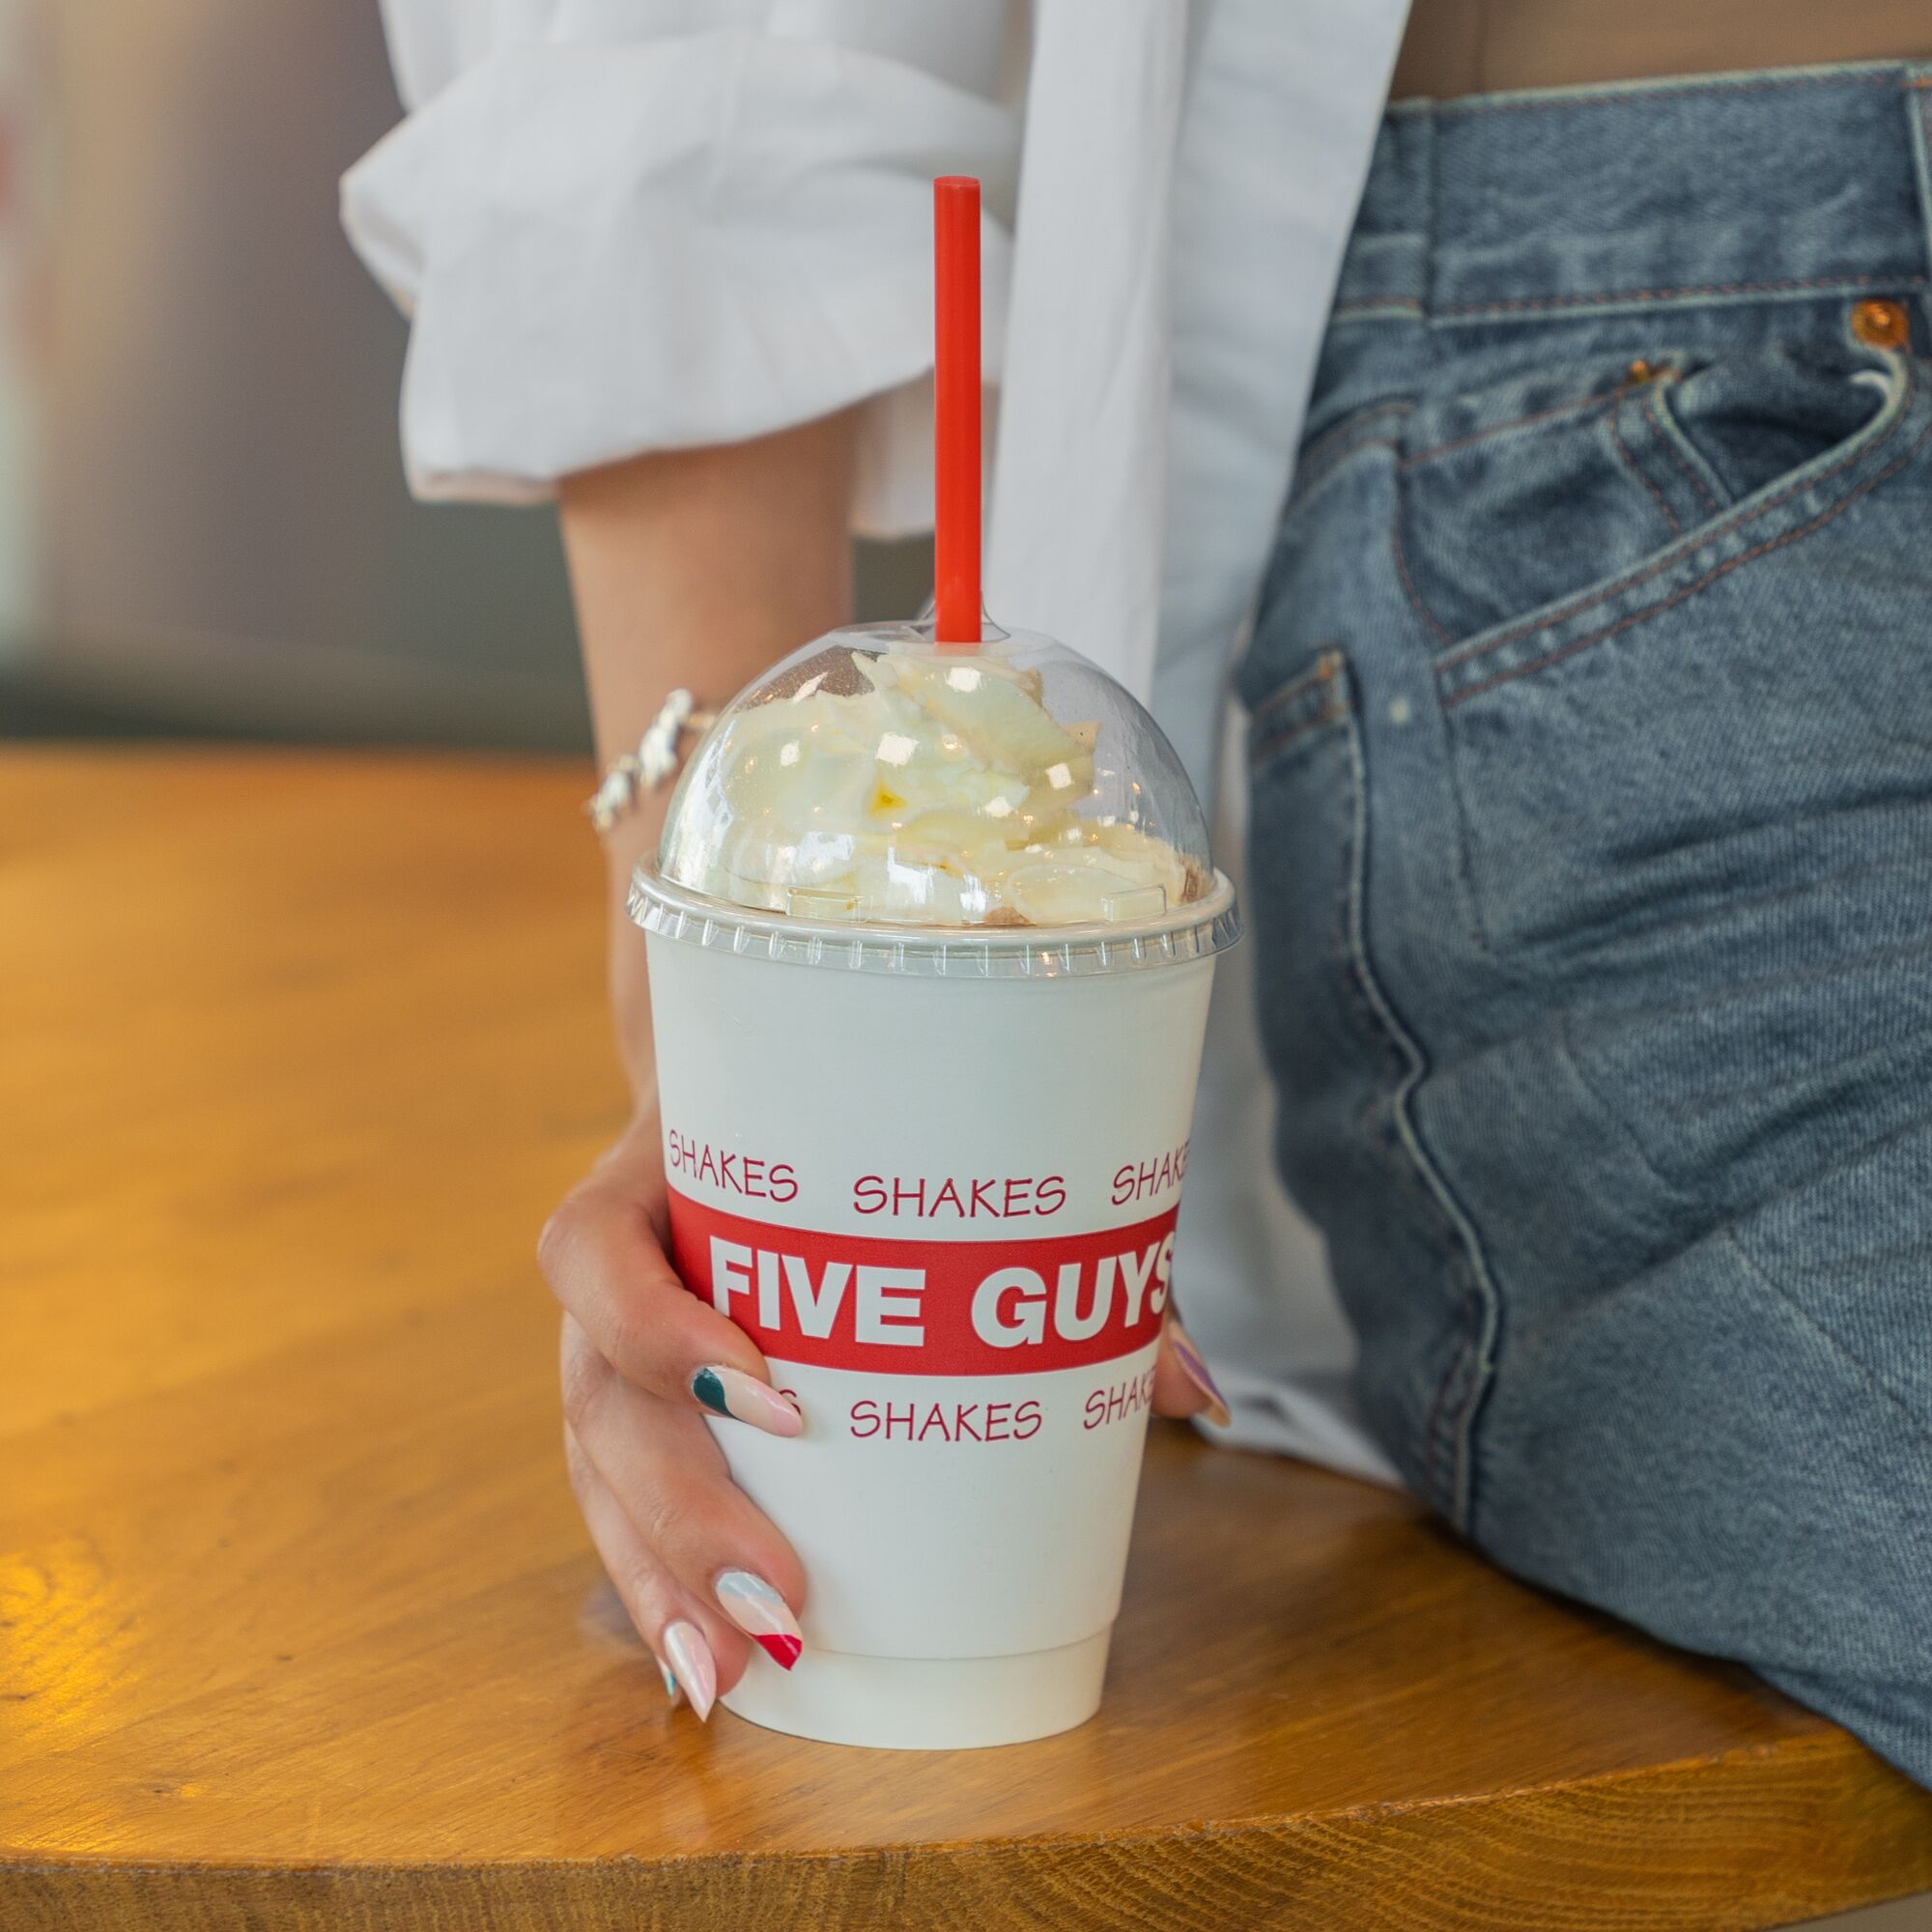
[{"left": 932, "top": 176, "right": 981, "bottom": 645}]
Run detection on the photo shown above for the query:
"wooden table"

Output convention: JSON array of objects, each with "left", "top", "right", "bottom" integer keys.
[{"left": 3, "top": 749, "right": 1929, "bottom": 1932}]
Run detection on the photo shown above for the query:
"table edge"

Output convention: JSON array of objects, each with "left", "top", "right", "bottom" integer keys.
[{"left": 5, "top": 1728, "right": 1927, "bottom": 1932}]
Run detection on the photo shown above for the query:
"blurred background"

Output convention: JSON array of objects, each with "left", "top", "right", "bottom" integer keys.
[{"left": 0, "top": 1, "right": 927, "bottom": 750}]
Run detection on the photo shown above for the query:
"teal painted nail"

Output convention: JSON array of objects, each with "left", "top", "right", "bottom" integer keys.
[
  {"left": 692, "top": 1366, "right": 730, "bottom": 1417},
  {"left": 689, "top": 1364, "right": 803, "bottom": 1437}
]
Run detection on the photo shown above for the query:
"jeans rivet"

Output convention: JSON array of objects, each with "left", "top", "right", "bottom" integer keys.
[{"left": 1851, "top": 298, "right": 1910, "bottom": 350}]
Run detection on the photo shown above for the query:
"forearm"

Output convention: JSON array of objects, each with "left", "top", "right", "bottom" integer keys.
[{"left": 559, "top": 410, "right": 862, "bottom": 1100}]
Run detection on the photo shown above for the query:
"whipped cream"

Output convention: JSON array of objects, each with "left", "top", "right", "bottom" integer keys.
[{"left": 662, "top": 647, "right": 1193, "bottom": 926}]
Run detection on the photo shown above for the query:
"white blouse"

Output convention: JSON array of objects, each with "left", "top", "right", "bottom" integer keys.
[{"left": 344, "top": 0, "right": 1412, "bottom": 1485}]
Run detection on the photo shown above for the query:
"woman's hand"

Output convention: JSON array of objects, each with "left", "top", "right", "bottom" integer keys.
[
  {"left": 539, "top": 1109, "right": 809, "bottom": 1719},
  {"left": 539, "top": 1108, "right": 1233, "bottom": 1720},
  {"left": 547, "top": 419, "right": 1230, "bottom": 1721}
]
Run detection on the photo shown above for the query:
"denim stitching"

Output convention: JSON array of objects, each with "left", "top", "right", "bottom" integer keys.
[
  {"left": 1287, "top": 409, "right": 1410, "bottom": 515},
  {"left": 1246, "top": 648, "right": 1345, "bottom": 731},
  {"left": 1436, "top": 271, "right": 1924, "bottom": 320},
  {"left": 1442, "top": 402, "right": 1932, "bottom": 707},
  {"left": 1423, "top": 1270, "right": 1483, "bottom": 1516},
  {"left": 1915, "top": 83, "right": 1932, "bottom": 309},
  {"left": 1401, "top": 386, "right": 1619, "bottom": 469},
  {"left": 1338, "top": 275, "right": 1926, "bottom": 327},
  {"left": 1283, "top": 437, "right": 1406, "bottom": 533},
  {"left": 1298, "top": 400, "right": 1410, "bottom": 476},
  {"left": 1433, "top": 66, "right": 1915, "bottom": 121},
  {"left": 1344, "top": 71, "right": 1929, "bottom": 326},
  {"left": 1323, "top": 701, "right": 1435, "bottom": 1469},
  {"left": 1333, "top": 690, "right": 1501, "bottom": 1527},
  {"left": 1606, "top": 394, "right": 1683, "bottom": 536},
  {"left": 1328, "top": 689, "right": 1402, "bottom": 1097},
  {"left": 1285, "top": 439, "right": 1404, "bottom": 526},
  {"left": 1324, "top": 673, "right": 1410, "bottom": 1138},
  {"left": 1391, "top": 512, "right": 1454, "bottom": 647},
  {"left": 1437, "top": 354, "right": 1918, "bottom": 673},
  {"left": 1244, "top": 649, "right": 1352, "bottom": 738},
  {"left": 1419, "top": 99, "right": 1442, "bottom": 362},
  {"left": 1644, "top": 380, "right": 1722, "bottom": 515},
  {"left": 1253, "top": 701, "right": 1347, "bottom": 767}
]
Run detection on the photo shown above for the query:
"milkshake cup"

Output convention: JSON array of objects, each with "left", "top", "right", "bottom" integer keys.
[{"left": 631, "top": 618, "right": 1239, "bottom": 1748}]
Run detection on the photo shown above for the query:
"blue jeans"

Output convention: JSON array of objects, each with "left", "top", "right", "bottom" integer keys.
[{"left": 1241, "top": 63, "right": 1932, "bottom": 1788}]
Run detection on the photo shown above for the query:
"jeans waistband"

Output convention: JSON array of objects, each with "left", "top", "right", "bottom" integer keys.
[{"left": 1333, "top": 62, "right": 1932, "bottom": 326}]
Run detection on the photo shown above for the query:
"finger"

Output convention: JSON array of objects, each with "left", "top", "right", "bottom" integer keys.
[
  {"left": 563, "top": 1320, "right": 808, "bottom": 1669},
  {"left": 1152, "top": 1311, "right": 1232, "bottom": 1427},
  {"left": 540, "top": 1176, "right": 801, "bottom": 1435},
  {"left": 564, "top": 1423, "right": 743, "bottom": 1715},
  {"left": 560, "top": 1310, "right": 728, "bottom": 1488}
]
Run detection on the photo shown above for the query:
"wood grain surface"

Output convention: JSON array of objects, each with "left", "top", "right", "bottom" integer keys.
[{"left": 3, "top": 749, "right": 1928, "bottom": 1932}]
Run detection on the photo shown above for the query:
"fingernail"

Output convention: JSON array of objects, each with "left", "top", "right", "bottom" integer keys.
[
  {"left": 662, "top": 1619, "right": 716, "bottom": 1720},
  {"left": 714, "top": 1569, "right": 804, "bottom": 1670},
  {"left": 692, "top": 1365, "right": 803, "bottom": 1437},
  {"left": 1168, "top": 1317, "right": 1233, "bottom": 1429},
  {"left": 657, "top": 1656, "right": 682, "bottom": 1709}
]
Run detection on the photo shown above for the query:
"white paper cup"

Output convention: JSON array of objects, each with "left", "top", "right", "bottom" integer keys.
[{"left": 634, "top": 865, "right": 1237, "bottom": 1749}]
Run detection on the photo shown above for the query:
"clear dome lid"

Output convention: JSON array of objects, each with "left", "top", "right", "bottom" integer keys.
[{"left": 651, "top": 621, "right": 1224, "bottom": 936}]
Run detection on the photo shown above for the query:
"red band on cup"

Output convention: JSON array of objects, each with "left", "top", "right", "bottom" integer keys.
[{"left": 668, "top": 1190, "right": 1178, "bottom": 1376}]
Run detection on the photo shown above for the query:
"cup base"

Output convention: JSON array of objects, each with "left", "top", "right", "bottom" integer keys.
[{"left": 716, "top": 1629, "right": 1111, "bottom": 1750}]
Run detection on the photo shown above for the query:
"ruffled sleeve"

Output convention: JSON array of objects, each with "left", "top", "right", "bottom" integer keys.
[{"left": 342, "top": 11, "right": 1016, "bottom": 531}]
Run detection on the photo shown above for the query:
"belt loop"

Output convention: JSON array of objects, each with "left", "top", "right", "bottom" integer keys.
[
  {"left": 1413, "top": 100, "right": 1437, "bottom": 330},
  {"left": 1406, "top": 99, "right": 1437, "bottom": 330},
  {"left": 1905, "top": 64, "right": 1932, "bottom": 328}
]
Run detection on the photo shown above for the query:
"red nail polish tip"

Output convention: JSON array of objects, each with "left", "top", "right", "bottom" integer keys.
[{"left": 753, "top": 1632, "right": 803, "bottom": 1670}]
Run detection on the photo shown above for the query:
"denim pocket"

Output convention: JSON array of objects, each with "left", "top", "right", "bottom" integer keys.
[
  {"left": 1398, "top": 346, "right": 1895, "bottom": 656},
  {"left": 1425, "top": 344, "right": 1932, "bottom": 957}
]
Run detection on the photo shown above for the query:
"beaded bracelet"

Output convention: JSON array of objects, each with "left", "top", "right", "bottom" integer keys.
[{"left": 583, "top": 689, "right": 717, "bottom": 833}]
